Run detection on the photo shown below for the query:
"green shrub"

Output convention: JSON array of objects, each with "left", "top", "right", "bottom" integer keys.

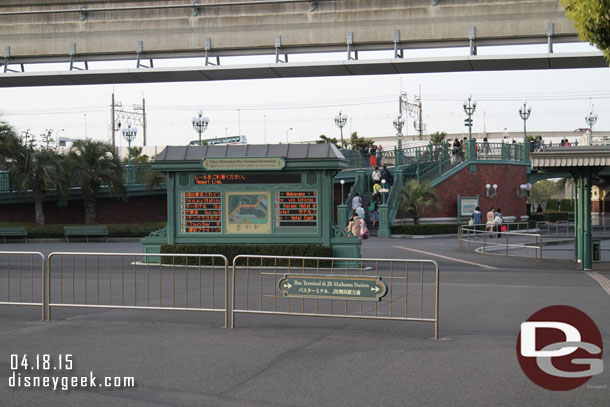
[
  {"left": 528, "top": 212, "right": 571, "bottom": 224},
  {"left": 160, "top": 244, "right": 334, "bottom": 267},
  {"left": 545, "top": 199, "right": 574, "bottom": 212},
  {"left": 390, "top": 223, "right": 459, "bottom": 235}
]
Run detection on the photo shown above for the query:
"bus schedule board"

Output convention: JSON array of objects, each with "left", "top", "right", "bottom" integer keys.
[
  {"left": 275, "top": 191, "right": 318, "bottom": 227},
  {"left": 180, "top": 192, "right": 222, "bottom": 233}
]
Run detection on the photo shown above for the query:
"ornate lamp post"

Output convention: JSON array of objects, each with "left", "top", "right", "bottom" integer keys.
[
  {"left": 585, "top": 110, "right": 598, "bottom": 145},
  {"left": 518, "top": 102, "right": 532, "bottom": 145},
  {"left": 334, "top": 111, "right": 348, "bottom": 149},
  {"left": 463, "top": 95, "right": 477, "bottom": 140},
  {"left": 121, "top": 121, "right": 138, "bottom": 165},
  {"left": 191, "top": 110, "right": 209, "bottom": 146},
  {"left": 393, "top": 114, "right": 406, "bottom": 150}
]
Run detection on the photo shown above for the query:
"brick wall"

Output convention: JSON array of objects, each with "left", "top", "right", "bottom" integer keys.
[
  {"left": 420, "top": 163, "right": 529, "bottom": 219},
  {"left": 0, "top": 195, "right": 167, "bottom": 224}
]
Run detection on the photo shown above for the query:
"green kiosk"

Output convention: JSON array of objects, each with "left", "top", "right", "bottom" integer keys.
[{"left": 143, "top": 144, "right": 360, "bottom": 258}]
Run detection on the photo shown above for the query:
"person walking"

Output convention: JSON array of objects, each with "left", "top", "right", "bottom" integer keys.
[
  {"left": 381, "top": 165, "right": 393, "bottom": 187},
  {"left": 371, "top": 167, "right": 381, "bottom": 187},
  {"left": 471, "top": 206, "right": 482, "bottom": 239},
  {"left": 368, "top": 193, "right": 379, "bottom": 228},
  {"left": 494, "top": 208, "right": 504, "bottom": 237},
  {"left": 345, "top": 207, "right": 365, "bottom": 238},
  {"left": 482, "top": 137, "right": 490, "bottom": 160},
  {"left": 451, "top": 138, "right": 458, "bottom": 164},
  {"left": 352, "top": 193, "right": 362, "bottom": 210},
  {"left": 486, "top": 207, "right": 495, "bottom": 235},
  {"left": 376, "top": 145, "right": 383, "bottom": 167}
]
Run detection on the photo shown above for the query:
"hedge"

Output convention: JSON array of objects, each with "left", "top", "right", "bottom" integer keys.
[
  {"left": 545, "top": 199, "right": 574, "bottom": 212},
  {"left": 528, "top": 212, "right": 571, "bottom": 223},
  {"left": 0, "top": 222, "right": 166, "bottom": 238},
  {"left": 160, "top": 244, "right": 334, "bottom": 267},
  {"left": 390, "top": 224, "right": 459, "bottom": 235}
]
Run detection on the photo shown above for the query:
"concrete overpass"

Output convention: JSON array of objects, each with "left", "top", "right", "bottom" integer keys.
[
  {"left": 0, "top": 0, "right": 581, "bottom": 63},
  {"left": 1, "top": 0, "right": 606, "bottom": 87}
]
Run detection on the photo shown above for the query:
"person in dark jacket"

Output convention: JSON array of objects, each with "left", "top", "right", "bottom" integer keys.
[{"left": 381, "top": 165, "right": 393, "bottom": 187}]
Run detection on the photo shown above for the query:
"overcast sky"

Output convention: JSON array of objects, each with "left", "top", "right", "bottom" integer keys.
[{"left": 1, "top": 42, "right": 608, "bottom": 149}]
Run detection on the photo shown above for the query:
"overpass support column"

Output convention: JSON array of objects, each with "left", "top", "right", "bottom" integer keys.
[
  {"left": 582, "top": 169, "right": 593, "bottom": 270},
  {"left": 575, "top": 176, "right": 582, "bottom": 265},
  {"left": 574, "top": 169, "right": 594, "bottom": 270}
]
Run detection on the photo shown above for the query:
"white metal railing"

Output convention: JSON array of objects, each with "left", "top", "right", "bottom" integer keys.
[{"left": 458, "top": 225, "right": 543, "bottom": 260}]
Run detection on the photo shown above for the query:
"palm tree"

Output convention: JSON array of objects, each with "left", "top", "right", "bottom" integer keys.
[
  {"left": 398, "top": 180, "right": 440, "bottom": 225},
  {"left": 430, "top": 131, "right": 447, "bottom": 144},
  {"left": 1, "top": 124, "right": 67, "bottom": 224},
  {"left": 67, "top": 139, "right": 125, "bottom": 225},
  {"left": 0, "top": 121, "right": 21, "bottom": 166}
]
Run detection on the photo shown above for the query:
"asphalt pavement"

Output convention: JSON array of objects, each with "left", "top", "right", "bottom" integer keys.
[{"left": 0, "top": 238, "right": 608, "bottom": 406}]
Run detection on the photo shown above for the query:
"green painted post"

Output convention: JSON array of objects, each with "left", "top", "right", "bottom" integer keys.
[
  {"left": 467, "top": 139, "right": 477, "bottom": 162},
  {"left": 166, "top": 172, "right": 176, "bottom": 244},
  {"left": 582, "top": 168, "right": 593, "bottom": 270},
  {"left": 337, "top": 204, "right": 348, "bottom": 231},
  {"left": 522, "top": 143, "right": 530, "bottom": 163},
  {"left": 575, "top": 177, "right": 584, "bottom": 263},
  {"left": 377, "top": 203, "right": 391, "bottom": 238},
  {"left": 574, "top": 176, "right": 579, "bottom": 263},
  {"left": 395, "top": 147, "right": 403, "bottom": 166}
]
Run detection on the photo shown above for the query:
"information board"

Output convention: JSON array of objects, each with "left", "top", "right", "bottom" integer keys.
[
  {"left": 275, "top": 191, "right": 318, "bottom": 227},
  {"left": 180, "top": 192, "right": 222, "bottom": 233}
]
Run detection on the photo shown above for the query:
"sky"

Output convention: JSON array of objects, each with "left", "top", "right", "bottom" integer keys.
[{"left": 0, "top": 41, "right": 608, "bottom": 150}]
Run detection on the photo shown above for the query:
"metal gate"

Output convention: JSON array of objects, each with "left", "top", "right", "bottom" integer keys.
[
  {"left": 46, "top": 252, "right": 229, "bottom": 327},
  {"left": 231, "top": 255, "right": 440, "bottom": 339},
  {"left": 0, "top": 251, "right": 46, "bottom": 320}
]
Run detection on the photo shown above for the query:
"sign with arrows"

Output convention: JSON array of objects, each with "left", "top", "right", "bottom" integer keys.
[{"left": 278, "top": 274, "right": 387, "bottom": 301}]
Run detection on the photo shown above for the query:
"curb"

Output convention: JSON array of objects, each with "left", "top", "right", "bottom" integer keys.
[{"left": 390, "top": 234, "right": 457, "bottom": 239}]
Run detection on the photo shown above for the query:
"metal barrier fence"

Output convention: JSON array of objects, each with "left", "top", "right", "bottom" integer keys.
[
  {"left": 46, "top": 252, "right": 229, "bottom": 327},
  {"left": 458, "top": 225, "right": 543, "bottom": 260},
  {"left": 0, "top": 251, "right": 46, "bottom": 320},
  {"left": 231, "top": 255, "right": 440, "bottom": 339}
]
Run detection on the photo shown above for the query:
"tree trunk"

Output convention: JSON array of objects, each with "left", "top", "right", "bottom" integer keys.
[
  {"left": 83, "top": 198, "right": 97, "bottom": 225},
  {"left": 32, "top": 189, "right": 45, "bottom": 225},
  {"left": 413, "top": 216, "right": 420, "bottom": 225}
]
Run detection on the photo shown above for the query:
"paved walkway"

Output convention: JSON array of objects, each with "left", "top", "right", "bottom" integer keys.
[{"left": 0, "top": 239, "right": 608, "bottom": 406}]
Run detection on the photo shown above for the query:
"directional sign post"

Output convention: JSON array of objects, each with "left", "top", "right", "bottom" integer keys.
[{"left": 278, "top": 275, "right": 387, "bottom": 301}]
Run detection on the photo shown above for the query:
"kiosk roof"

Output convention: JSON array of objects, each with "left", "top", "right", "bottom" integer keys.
[{"left": 155, "top": 144, "right": 346, "bottom": 162}]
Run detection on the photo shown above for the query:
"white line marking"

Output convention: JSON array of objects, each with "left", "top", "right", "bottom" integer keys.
[
  {"left": 586, "top": 272, "right": 610, "bottom": 297},
  {"left": 393, "top": 246, "right": 498, "bottom": 270}
]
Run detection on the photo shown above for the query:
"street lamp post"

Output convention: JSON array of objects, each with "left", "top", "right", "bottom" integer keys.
[
  {"left": 334, "top": 111, "right": 348, "bottom": 149},
  {"left": 518, "top": 102, "right": 532, "bottom": 145},
  {"left": 285, "top": 128, "right": 293, "bottom": 144},
  {"left": 393, "top": 115, "right": 406, "bottom": 150},
  {"left": 463, "top": 95, "right": 477, "bottom": 140},
  {"left": 121, "top": 122, "right": 138, "bottom": 165},
  {"left": 121, "top": 122, "right": 138, "bottom": 184},
  {"left": 191, "top": 110, "right": 209, "bottom": 146},
  {"left": 585, "top": 110, "right": 598, "bottom": 145}
]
